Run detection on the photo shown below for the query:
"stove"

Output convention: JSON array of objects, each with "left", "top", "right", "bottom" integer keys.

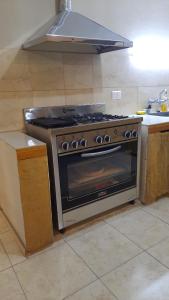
[
  {"left": 28, "top": 113, "right": 129, "bottom": 128},
  {"left": 24, "top": 104, "right": 142, "bottom": 231}
]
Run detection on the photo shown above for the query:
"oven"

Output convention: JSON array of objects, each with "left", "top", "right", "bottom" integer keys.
[
  {"left": 23, "top": 104, "right": 142, "bottom": 230},
  {"left": 58, "top": 139, "right": 138, "bottom": 213}
]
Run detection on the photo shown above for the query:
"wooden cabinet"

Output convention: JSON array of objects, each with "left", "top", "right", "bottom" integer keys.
[
  {"left": 140, "top": 126, "right": 169, "bottom": 204},
  {"left": 0, "top": 132, "right": 53, "bottom": 255}
]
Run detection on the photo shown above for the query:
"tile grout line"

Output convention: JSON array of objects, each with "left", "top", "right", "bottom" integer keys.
[
  {"left": 63, "top": 221, "right": 105, "bottom": 243},
  {"left": 105, "top": 218, "right": 169, "bottom": 253},
  {"left": 141, "top": 206, "right": 169, "bottom": 226},
  {"left": 100, "top": 250, "right": 145, "bottom": 279},
  {"left": 0, "top": 265, "right": 13, "bottom": 273},
  {"left": 64, "top": 209, "right": 145, "bottom": 281},
  {"left": 99, "top": 277, "right": 119, "bottom": 300},
  {"left": 102, "top": 205, "right": 169, "bottom": 274},
  {"left": 65, "top": 239, "right": 100, "bottom": 279},
  {"left": 63, "top": 203, "right": 140, "bottom": 244},
  {"left": 0, "top": 239, "right": 28, "bottom": 299},
  {"left": 144, "top": 249, "right": 169, "bottom": 271},
  {"left": 0, "top": 239, "right": 12, "bottom": 271},
  {"left": 145, "top": 235, "right": 169, "bottom": 251},
  {"left": 104, "top": 205, "right": 169, "bottom": 251},
  {"left": 62, "top": 278, "right": 99, "bottom": 300},
  {"left": 103, "top": 218, "right": 145, "bottom": 251},
  {"left": 65, "top": 227, "right": 145, "bottom": 280},
  {"left": 12, "top": 265, "right": 28, "bottom": 300}
]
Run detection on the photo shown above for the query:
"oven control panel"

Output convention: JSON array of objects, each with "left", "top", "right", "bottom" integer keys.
[{"left": 56, "top": 124, "right": 139, "bottom": 153}]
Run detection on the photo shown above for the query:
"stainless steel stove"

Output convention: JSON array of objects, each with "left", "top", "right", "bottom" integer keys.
[{"left": 24, "top": 104, "right": 142, "bottom": 231}]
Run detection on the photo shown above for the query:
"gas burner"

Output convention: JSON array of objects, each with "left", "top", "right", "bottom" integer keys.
[
  {"left": 29, "top": 117, "right": 77, "bottom": 128},
  {"left": 73, "top": 113, "right": 105, "bottom": 123},
  {"left": 104, "top": 114, "right": 129, "bottom": 120},
  {"left": 73, "top": 113, "right": 129, "bottom": 124}
]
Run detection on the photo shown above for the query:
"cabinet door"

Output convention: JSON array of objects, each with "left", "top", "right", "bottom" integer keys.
[
  {"left": 160, "top": 132, "right": 169, "bottom": 194},
  {"left": 145, "top": 132, "right": 169, "bottom": 204}
]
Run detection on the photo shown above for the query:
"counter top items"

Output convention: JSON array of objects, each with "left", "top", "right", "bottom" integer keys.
[
  {"left": 24, "top": 104, "right": 142, "bottom": 232},
  {"left": 0, "top": 132, "right": 53, "bottom": 255},
  {"left": 147, "top": 88, "right": 169, "bottom": 114}
]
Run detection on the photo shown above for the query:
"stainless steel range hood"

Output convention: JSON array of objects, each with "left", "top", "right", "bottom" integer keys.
[{"left": 22, "top": 0, "right": 133, "bottom": 54}]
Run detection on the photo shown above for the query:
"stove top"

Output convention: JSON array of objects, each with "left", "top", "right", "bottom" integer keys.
[{"left": 28, "top": 113, "right": 129, "bottom": 129}]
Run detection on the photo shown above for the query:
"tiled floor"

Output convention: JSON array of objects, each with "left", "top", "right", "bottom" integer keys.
[{"left": 1, "top": 198, "right": 169, "bottom": 299}]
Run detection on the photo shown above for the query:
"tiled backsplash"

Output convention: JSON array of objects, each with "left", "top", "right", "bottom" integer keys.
[{"left": 0, "top": 48, "right": 169, "bottom": 132}]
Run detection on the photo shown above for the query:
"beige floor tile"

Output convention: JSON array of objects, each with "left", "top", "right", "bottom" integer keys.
[
  {"left": 64, "top": 203, "right": 140, "bottom": 242},
  {"left": 142, "top": 197, "right": 169, "bottom": 223},
  {"left": 104, "top": 205, "right": 139, "bottom": 224},
  {"left": 65, "top": 280, "right": 116, "bottom": 300},
  {"left": 107, "top": 209, "right": 169, "bottom": 249},
  {"left": 0, "top": 211, "right": 11, "bottom": 234},
  {"left": 0, "top": 241, "right": 11, "bottom": 271},
  {"left": 0, "top": 231, "right": 26, "bottom": 266},
  {"left": 14, "top": 241, "right": 96, "bottom": 300},
  {"left": 102, "top": 252, "right": 169, "bottom": 300},
  {"left": 68, "top": 223, "right": 142, "bottom": 277},
  {"left": 64, "top": 218, "right": 105, "bottom": 242},
  {"left": 0, "top": 268, "right": 26, "bottom": 300},
  {"left": 148, "top": 237, "right": 169, "bottom": 268},
  {"left": 29, "top": 239, "right": 65, "bottom": 258}
]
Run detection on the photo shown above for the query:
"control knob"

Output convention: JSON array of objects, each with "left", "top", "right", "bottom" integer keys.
[
  {"left": 62, "top": 142, "right": 69, "bottom": 151},
  {"left": 96, "top": 136, "right": 103, "bottom": 144},
  {"left": 104, "top": 135, "right": 111, "bottom": 143},
  {"left": 71, "top": 140, "right": 78, "bottom": 149},
  {"left": 132, "top": 129, "right": 138, "bottom": 138},
  {"left": 80, "top": 139, "right": 87, "bottom": 147},
  {"left": 124, "top": 130, "right": 132, "bottom": 139}
]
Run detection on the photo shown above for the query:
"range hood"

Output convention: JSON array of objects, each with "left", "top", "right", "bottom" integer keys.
[{"left": 23, "top": 0, "right": 133, "bottom": 54}]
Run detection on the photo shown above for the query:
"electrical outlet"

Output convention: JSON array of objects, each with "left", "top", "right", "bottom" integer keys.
[{"left": 111, "top": 90, "right": 122, "bottom": 100}]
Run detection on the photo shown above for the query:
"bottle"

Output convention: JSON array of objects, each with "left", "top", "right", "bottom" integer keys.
[
  {"left": 159, "top": 89, "right": 168, "bottom": 112},
  {"left": 161, "top": 101, "right": 168, "bottom": 112}
]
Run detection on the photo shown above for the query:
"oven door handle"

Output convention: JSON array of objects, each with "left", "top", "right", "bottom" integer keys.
[{"left": 81, "top": 146, "right": 122, "bottom": 158}]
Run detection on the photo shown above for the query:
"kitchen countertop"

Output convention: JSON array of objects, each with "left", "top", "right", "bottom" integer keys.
[
  {"left": 0, "top": 131, "right": 45, "bottom": 150},
  {"left": 130, "top": 114, "right": 169, "bottom": 126},
  {"left": 141, "top": 115, "right": 169, "bottom": 126}
]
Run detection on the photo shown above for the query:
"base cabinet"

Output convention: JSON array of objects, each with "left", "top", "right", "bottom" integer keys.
[
  {"left": 0, "top": 133, "right": 53, "bottom": 255},
  {"left": 141, "top": 129, "right": 169, "bottom": 204}
]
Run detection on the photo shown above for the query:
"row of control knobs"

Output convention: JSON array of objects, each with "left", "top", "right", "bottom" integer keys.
[
  {"left": 61, "top": 130, "right": 138, "bottom": 151},
  {"left": 62, "top": 139, "right": 87, "bottom": 151},
  {"left": 95, "top": 130, "right": 137, "bottom": 144},
  {"left": 124, "top": 129, "right": 138, "bottom": 139}
]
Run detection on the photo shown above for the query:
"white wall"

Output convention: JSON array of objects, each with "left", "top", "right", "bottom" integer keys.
[{"left": 0, "top": 0, "right": 169, "bottom": 131}]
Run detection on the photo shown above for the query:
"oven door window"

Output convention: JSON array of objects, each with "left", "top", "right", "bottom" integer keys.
[{"left": 59, "top": 141, "right": 137, "bottom": 212}]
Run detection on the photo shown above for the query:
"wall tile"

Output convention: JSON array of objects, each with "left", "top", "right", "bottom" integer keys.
[
  {"left": 63, "top": 54, "right": 94, "bottom": 89},
  {"left": 94, "top": 87, "right": 138, "bottom": 115},
  {"left": 28, "top": 52, "right": 64, "bottom": 91},
  {"left": 33, "top": 90, "right": 66, "bottom": 107},
  {"left": 65, "top": 89, "right": 94, "bottom": 105},
  {"left": 0, "top": 92, "right": 33, "bottom": 132},
  {"left": 0, "top": 49, "right": 31, "bottom": 92},
  {"left": 93, "top": 51, "right": 169, "bottom": 88}
]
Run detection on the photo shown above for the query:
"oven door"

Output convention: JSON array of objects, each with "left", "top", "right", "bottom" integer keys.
[{"left": 58, "top": 140, "right": 138, "bottom": 212}]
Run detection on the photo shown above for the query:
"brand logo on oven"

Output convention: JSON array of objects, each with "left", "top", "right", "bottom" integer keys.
[{"left": 98, "top": 191, "right": 108, "bottom": 197}]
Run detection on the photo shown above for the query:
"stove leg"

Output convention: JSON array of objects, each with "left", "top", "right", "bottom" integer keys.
[
  {"left": 59, "top": 229, "right": 65, "bottom": 234},
  {"left": 129, "top": 200, "right": 135, "bottom": 205}
]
